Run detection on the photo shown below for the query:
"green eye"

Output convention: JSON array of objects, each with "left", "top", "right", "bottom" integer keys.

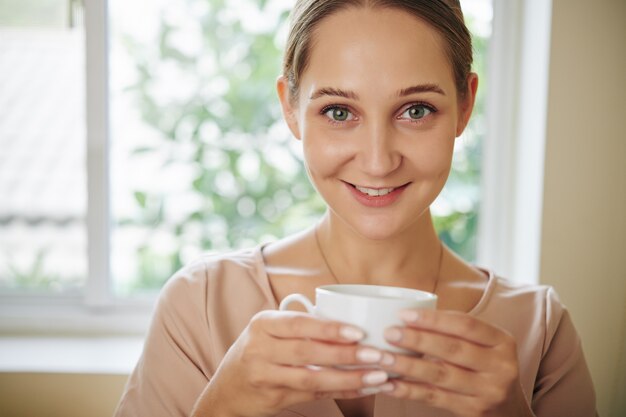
[
  {"left": 399, "top": 104, "right": 437, "bottom": 122},
  {"left": 323, "top": 106, "right": 354, "bottom": 122},
  {"left": 332, "top": 108, "right": 349, "bottom": 121},
  {"left": 405, "top": 105, "right": 432, "bottom": 120}
]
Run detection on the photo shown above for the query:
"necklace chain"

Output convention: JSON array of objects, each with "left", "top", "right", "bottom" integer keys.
[{"left": 313, "top": 225, "right": 445, "bottom": 295}]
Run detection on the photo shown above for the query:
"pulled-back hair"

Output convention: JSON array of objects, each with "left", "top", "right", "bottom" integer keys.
[{"left": 283, "top": 0, "right": 473, "bottom": 101}]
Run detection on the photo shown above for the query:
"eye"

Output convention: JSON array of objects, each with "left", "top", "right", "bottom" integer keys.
[
  {"left": 399, "top": 104, "right": 435, "bottom": 121},
  {"left": 322, "top": 106, "right": 355, "bottom": 123}
]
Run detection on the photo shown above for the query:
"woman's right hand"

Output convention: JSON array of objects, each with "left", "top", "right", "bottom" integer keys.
[{"left": 191, "top": 310, "right": 392, "bottom": 417}]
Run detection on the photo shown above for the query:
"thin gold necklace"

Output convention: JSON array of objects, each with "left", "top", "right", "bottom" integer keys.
[{"left": 313, "top": 225, "right": 445, "bottom": 294}]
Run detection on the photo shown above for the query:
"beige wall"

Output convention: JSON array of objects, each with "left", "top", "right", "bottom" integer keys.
[
  {"left": 0, "top": 372, "right": 127, "bottom": 417},
  {"left": 540, "top": 0, "right": 626, "bottom": 416}
]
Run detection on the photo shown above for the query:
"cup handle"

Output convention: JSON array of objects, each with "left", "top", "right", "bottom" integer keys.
[{"left": 279, "top": 293, "right": 315, "bottom": 314}]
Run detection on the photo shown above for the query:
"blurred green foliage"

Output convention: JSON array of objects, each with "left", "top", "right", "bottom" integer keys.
[
  {"left": 116, "top": 0, "right": 489, "bottom": 294},
  {"left": 0, "top": 0, "right": 67, "bottom": 27},
  {"left": 3, "top": 248, "right": 81, "bottom": 293}
]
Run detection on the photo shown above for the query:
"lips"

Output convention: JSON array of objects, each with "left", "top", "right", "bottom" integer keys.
[
  {"left": 354, "top": 185, "right": 396, "bottom": 196},
  {"left": 344, "top": 181, "right": 410, "bottom": 207}
]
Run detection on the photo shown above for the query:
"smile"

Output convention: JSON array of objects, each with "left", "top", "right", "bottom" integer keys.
[
  {"left": 344, "top": 182, "right": 409, "bottom": 208},
  {"left": 354, "top": 185, "right": 397, "bottom": 197}
]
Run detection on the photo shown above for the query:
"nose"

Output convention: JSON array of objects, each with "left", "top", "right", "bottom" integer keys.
[{"left": 356, "top": 122, "right": 402, "bottom": 177}]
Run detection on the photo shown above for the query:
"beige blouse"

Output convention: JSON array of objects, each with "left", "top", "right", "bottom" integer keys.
[{"left": 115, "top": 246, "right": 597, "bottom": 416}]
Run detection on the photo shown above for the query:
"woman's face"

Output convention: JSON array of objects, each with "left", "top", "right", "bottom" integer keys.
[{"left": 278, "top": 7, "right": 477, "bottom": 240}]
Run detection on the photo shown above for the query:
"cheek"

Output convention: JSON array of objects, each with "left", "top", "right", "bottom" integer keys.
[
  {"left": 301, "top": 127, "right": 354, "bottom": 178},
  {"left": 403, "top": 126, "right": 456, "bottom": 177},
  {"left": 425, "top": 140, "right": 454, "bottom": 173}
]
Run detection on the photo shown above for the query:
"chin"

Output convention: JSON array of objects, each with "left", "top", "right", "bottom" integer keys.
[{"left": 336, "top": 209, "right": 422, "bottom": 242}]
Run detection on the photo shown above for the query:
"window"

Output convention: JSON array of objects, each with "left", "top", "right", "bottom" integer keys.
[
  {"left": 0, "top": 0, "right": 87, "bottom": 294},
  {"left": 108, "top": 0, "right": 322, "bottom": 296},
  {"left": 0, "top": 0, "right": 494, "bottom": 333},
  {"left": 108, "top": 0, "right": 493, "bottom": 297}
]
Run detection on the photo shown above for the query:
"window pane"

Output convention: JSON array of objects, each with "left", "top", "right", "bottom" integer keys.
[
  {"left": 0, "top": 0, "right": 87, "bottom": 293},
  {"left": 434, "top": 0, "right": 493, "bottom": 259},
  {"left": 109, "top": 0, "right": 492, "bottom": 297}
]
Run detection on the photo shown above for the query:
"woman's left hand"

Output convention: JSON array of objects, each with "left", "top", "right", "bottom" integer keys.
[{"left": 380, "top": 309, "right": 534, "bottom": 417}]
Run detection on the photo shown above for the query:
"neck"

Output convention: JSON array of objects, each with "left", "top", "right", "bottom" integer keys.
[{"left": 315, "top": 209, "right": 443, "bottom": 291}]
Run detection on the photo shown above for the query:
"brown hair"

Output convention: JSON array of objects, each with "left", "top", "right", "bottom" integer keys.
[{"left": 283, "top": 0, "right": 473, "bottom": 102}]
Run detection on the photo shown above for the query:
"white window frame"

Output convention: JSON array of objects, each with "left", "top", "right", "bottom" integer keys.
[
  {"left": 0, "top": 0, "right": 553, "bottom": 336},
  {"left": 84, "top": 0, "right": 110, "bottom": 309},
  {"left": 0, "top": 0, "right": 152, "bottom": 336}
]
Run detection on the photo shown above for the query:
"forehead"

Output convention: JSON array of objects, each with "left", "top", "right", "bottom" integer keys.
[{"left": 300, "top": 7, "right": 455, "bottom": 99}]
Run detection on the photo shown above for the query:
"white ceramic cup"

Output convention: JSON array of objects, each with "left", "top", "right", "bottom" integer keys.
[{"left": 279, "top": 284, "right": 437, "bottom": 354}]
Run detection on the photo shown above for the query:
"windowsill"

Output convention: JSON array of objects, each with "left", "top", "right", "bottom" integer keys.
[
  {"left": 0, "top": 336, "right": 144, "bottom": 375},
  {"left": 0, "top": 295, "right": 155, "bottom": 336}
]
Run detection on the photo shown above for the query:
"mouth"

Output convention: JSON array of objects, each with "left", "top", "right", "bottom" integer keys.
[
  {"left": 354, "top": 185, "right": 397, "bottom": 197},
  {"left": 345, "top": 181, "right": 411, "bottom": 197}
]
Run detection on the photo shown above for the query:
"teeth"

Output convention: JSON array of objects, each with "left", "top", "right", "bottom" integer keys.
[{"left": 355, "top": 185, "right": 396, "bottom": 196}]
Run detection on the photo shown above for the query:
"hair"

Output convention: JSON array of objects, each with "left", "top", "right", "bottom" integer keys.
[{"left": 282, "top": 0, "right": 473, "bottom": 102}]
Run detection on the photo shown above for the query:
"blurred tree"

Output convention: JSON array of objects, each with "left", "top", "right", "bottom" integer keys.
[{"left": 116, "top": 0, "right": 489, "bottom": 294}]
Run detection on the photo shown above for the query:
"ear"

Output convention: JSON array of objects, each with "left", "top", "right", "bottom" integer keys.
[
  {"left": 455, "top": 72, "right": 479, "bottom": 137},
  {"left": 276, "top": 75, "right": 302, "bottom": 140}
]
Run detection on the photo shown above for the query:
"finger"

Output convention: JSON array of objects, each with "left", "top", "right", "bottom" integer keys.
[
  {"left": 270, "top": 339, "right": 385, "bottom": 367},
  {"left": 384, "top": 326, "right": 488, "bottom": 370},
  {"left": 314, "top": 390, "right": 361, "bottom": 400},
  {"left": 273, "top": 365, "right": 389, "bottom": 393},
  {"left": 258, "top": 311, "right": 365, "bottom": 343},
  {"left": 379, "top": 352, "right": 478, "bottom": 395},
  {"left": 262, "top": 379, "right": 393, "bottom": 409},
  {"left": 251, "top": 383, "right": 392, "bottom": 411},
  {"left": 398, "top": 309, "right": 506, "bottom": 347},
  {"left": 386, "top": 379, "right": 481, "bottom": 416},
  {"left": 315, "top": 383, "right": 395, "bottom": 399}
]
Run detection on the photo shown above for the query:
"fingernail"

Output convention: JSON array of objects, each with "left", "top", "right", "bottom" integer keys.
[
  {"left": 379, "top": 382, "right": 395, "bottom": 392},
  {"left": 363, "top": 370, "right": 388, "bottom": 386},
  {"left": 384, "top": 328, "right": 402, "bottom": 342},
  {"left": 399, "top": 309, "right": 420, "bottom": 322},
  {"left": 357, "top": 347, "right": 382, "bottom": 363},
  {"left": 340, "top": 326, "right": 365, "bottom": 341},
  {"left": 359, "top": 386, "right": 382, "bottom": 396},
  {"left": 381, "top": 352, "right": 395, "bottom": 366},
  {"left": 360, "top": 382, "right": 394, "bottom": 396}
]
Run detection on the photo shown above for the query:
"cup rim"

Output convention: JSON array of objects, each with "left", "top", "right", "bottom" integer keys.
[{"left": 316, "top": 283, "right": 437, "bottom": 301}]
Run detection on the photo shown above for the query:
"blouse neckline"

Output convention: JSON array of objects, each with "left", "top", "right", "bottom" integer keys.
[{"left": 252, "top": 243, "right": 498, "bottom": 316}]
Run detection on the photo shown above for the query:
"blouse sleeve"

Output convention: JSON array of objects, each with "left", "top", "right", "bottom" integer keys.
[
  {"left": 114, "top": 260, "right": 214, "bottom": 417},
  {"left": 532, "top": 287, "right": 598, "bottom": 417}
]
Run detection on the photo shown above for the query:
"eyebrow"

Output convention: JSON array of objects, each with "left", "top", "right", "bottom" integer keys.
[
  {"left": 310, "top": 87, "right": 358, "bottom": 100},
  {"left": 309, "top": 83, "right": 446, "bottom": 101},
  {"left": 398, "top": 83, "right": 446, "bottom": 97}
]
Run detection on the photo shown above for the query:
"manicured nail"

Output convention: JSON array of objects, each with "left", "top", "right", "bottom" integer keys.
[
  {"left": 379, "top": 382, "right": 395, "bottom": 392},
  {"left": 362, "top": 371, "right": 388, "bottom": 386},
  {"left": 340, "top": 326, "right": 365, "bottom": 341},
  {"left": 399, "top": 309, "right": 420, "bottom": 322},
  {"left": 384, "top": 328, "right": 402, "bottom": 342},
  {"left": 381, "top": 352, "right": 395, "bottom": 366},
  {"left": 357, "top": 347, "right": 382, "bottom": 363},
  {"left": 360, "top": 382, "right": 394, "bottom": 396},
  {"left": 359, "top": 386, "right": 382, "bottom": 396}
]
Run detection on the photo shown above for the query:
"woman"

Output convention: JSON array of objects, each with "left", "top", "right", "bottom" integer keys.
[{"left": 115, "top": 1, "right": 597, "bottom": 416}]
